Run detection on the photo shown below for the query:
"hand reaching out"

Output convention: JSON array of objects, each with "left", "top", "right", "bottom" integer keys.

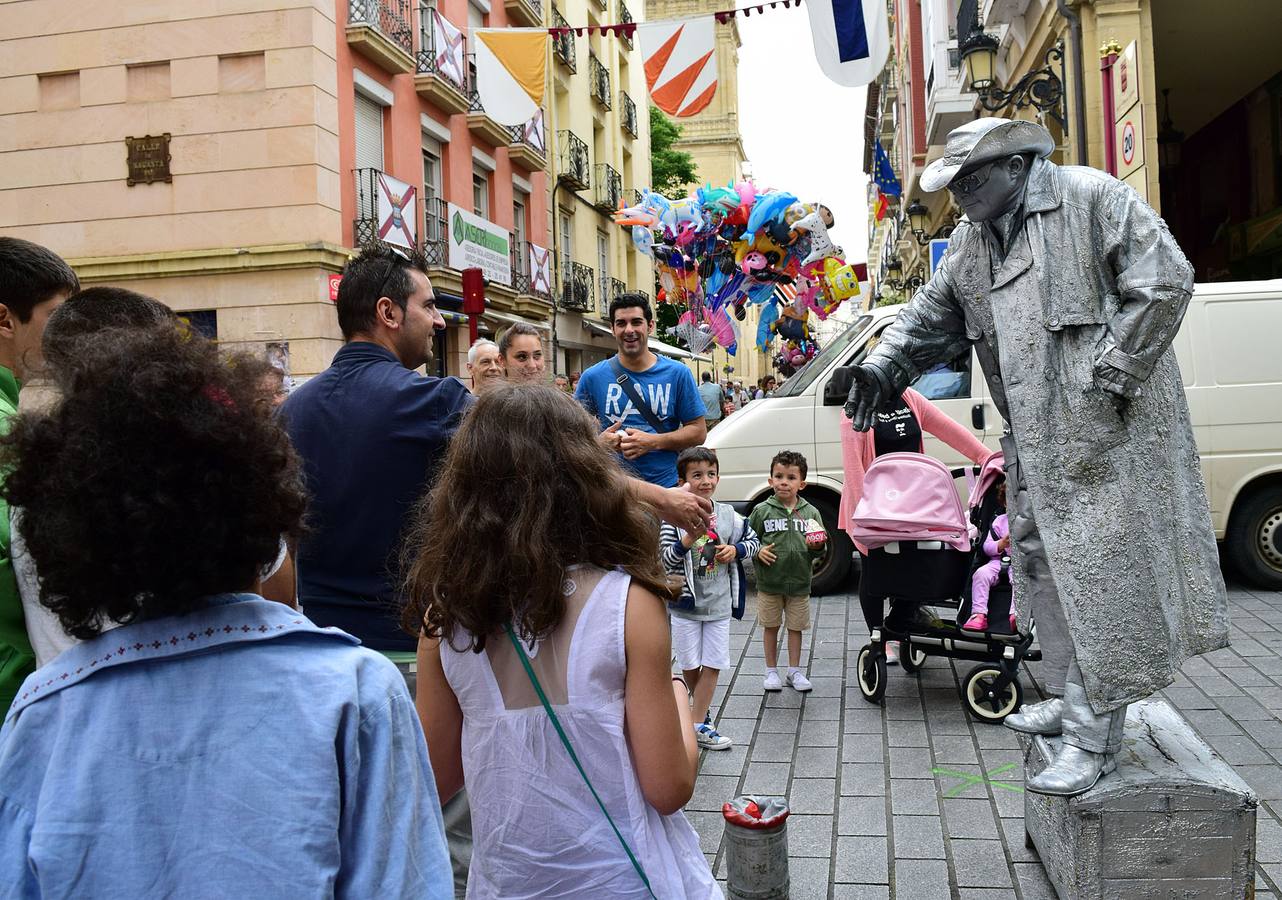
[{"left": 843, "top": 366, "right": 887, "bottom": 432}]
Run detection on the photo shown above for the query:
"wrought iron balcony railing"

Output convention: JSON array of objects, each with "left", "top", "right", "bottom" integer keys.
[
  {"left": 558, "top": 130, "right": 590, "bottom": 191},
  {"left": 601, "top": 276, "right": 627, "bottom": 306},
  {"left": 594, "top": 163, "right": 622, "bottom": 211},
  {"left": 509, "top": 108, "right": 548, "bottom": 157},
  {"left": 620, "top": 91, "right": 638, "bottom": 137},
  {"left": 552, "top": 7, "right": 576, "bottom": 72},
  {"left": 589, "top": 53, "right": 611, "bottom": 109},
  {"left": 422, "top": 195, "right": 448, "bottom": 266},
  {"left": 560, "top": 258, "right": 595, "bottom": 312},
  {"left": 416, "top": 2, "right": 468, "bottom": 92},
  {"left": 348, "top": 0, "right": 414, "bottom": 57},
  {"left": 511, "top": 240, "right": 551, "bottom": 298},
  {"left": 619, "top": 3, "right": 634, "bottom": 48}
]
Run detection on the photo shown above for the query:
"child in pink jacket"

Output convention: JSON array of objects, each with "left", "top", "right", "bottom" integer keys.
[{"left": 963, "top": 479, "right": 1015, "bottom": 633}]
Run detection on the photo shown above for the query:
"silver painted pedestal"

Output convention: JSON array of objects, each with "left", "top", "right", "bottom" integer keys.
[{"left": 1019, "top": 698, "right": 1257, "bottom": 899}]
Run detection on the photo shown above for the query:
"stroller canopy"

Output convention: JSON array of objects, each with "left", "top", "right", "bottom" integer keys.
[{"left": 851, "top": 452, "right": 971, "bottom": 552}]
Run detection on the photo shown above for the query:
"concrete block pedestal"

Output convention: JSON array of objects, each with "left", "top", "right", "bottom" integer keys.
[{"left": 1019, "top": 698, "right": 1257, "bottom": 899}]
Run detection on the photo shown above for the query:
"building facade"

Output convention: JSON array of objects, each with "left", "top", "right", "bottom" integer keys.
[
  {"left": 865, "top": 0, "right": 1282, "bottom": 289},
  {"left": 1, "top": 0, "right": 553, "bottom": 379}
]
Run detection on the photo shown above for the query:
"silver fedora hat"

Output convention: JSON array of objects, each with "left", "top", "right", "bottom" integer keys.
[{"left": 920, "top": 118, "right": 1055, "bottom": 193}]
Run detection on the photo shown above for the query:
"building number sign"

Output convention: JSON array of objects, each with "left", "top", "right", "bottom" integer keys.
[{"left": 126, "top": 133, "right": 172, "bottom": 186}]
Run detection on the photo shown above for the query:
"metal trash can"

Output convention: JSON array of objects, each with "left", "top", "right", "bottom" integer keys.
[{"left": 722, "top": 795, "right": 790, "bottom": 900}]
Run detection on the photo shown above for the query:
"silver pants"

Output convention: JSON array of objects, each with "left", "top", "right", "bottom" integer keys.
[
  {"left": 1001, "top": 433, "right": 1071, "bottom": 697},
  {"left": 1062, "top": 658, "right": 1127, "bottom": 754}
]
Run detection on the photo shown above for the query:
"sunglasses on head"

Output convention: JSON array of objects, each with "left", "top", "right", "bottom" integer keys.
[{"left": 375, "top": 245, "right": 412, "bottom": 301}]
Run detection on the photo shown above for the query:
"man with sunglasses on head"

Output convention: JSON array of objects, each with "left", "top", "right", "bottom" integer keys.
[{"left": 844, "top": 118, "right": 1227, "bottom": 797}]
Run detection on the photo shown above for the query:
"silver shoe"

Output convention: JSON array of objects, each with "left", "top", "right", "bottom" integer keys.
[
  {"left": 1025, "top": 744, "right": 1117, "bottom": 797},
  {"left": 1003, "top": 697, "right": 1063, "bottom": 736}
]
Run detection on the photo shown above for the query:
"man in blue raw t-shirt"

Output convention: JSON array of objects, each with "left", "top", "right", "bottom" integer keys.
[{"left": 575, "top": 293, "right": 706, "bottom": 487}]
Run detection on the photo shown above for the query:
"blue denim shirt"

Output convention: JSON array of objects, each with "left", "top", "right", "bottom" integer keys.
[{"left": 0, "top": 595, "right": 452, "bottom": 899}]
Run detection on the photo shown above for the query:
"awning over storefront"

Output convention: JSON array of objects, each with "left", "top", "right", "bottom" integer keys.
[
  {"left": 580, "top": 320, "right": 711, "bottom": 363},
  {"left": 482, "top": 309, "right": 551, "bottom": 332}
]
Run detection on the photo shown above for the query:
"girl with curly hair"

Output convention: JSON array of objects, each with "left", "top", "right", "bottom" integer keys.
[
  {"left": 404, "top": 383, "right": 719, "bottom": 899},
  {"left": 0, "top": 325, "right": 451, "bottom": 898}
]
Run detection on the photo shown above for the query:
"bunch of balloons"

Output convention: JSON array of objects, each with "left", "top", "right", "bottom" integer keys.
[{"left": 615, "top": 181, "right": 863, "bottom": 368}]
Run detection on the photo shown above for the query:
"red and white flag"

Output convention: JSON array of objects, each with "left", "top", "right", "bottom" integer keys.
[{"left": 638, "top": 18, "right": 717, "bottom": 118}]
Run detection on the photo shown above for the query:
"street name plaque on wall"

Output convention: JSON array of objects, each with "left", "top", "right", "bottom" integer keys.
[{"left": 125, "top": 133, "right": 172, "bottom": 185}]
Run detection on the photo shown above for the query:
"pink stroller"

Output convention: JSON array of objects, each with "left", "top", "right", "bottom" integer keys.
[{"left": 850, "top": 451, "right": 1038, "bottom": 723}]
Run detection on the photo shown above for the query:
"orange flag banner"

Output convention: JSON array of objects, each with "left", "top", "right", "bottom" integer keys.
[{"left": 638, "top": 18, "right": 718, "bottom": 118}]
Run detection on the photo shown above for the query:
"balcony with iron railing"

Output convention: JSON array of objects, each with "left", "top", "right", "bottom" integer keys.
[
  {"left": 347, "top": 0, "right": 415, "bottom": 73},
  {"left": 464, "top": 53, "right": 513, "bottom": 147},
  {"left": 620, "top": 91, "right": 638, "bottom": 138},
  {"left": 422, "top": 195, "right": 448, "bottom": 266},
  {"left": 552, "top": 7, "right": 576, "bottom": 72},
  {"left": 589, "top": 54, "right": 611, "bottom": 109},
  {"left": 415, "top": 3, "right": 470, "bottom": 113},
  {"left": 508, "top": 108, "right": 548, "bottom": 171},
  {"left": 558, "top": 130, "right": 590, "bottom": 191},
  {"left": 560, "top": 258, "right": 595, "bottom": 312},
  {"left": 511, "top": 240, "right": 551, "bottom": 298},
  {"left": 354, "top": 168, "right": 445, "bottom": 261},
  {"left": 600, "top": 275, "right": 627, "bottom": 308},
  {"left": 594, "top": 163, "right": 622, "bottom": 211},
  {"left": 619, "top": 3, "right": 634, "bottom": 48},
  {"left": 504, "top": 0, "right": 543, "bottom": 28}
]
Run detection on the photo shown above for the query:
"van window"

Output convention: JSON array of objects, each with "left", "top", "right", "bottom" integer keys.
[
  {"left": 842, "top": 321, "right": 972, "bottom": 400},
  {"left": 773, "top": 315, "right": 872, "bottom": 397}
]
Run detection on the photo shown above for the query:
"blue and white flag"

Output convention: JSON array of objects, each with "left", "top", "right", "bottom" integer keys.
[
  {"left": 873, "top": 140, "right": 901, "bottom": 197},
  {"left": 805, "top": 0, "right": 891, "bottom": 87}
]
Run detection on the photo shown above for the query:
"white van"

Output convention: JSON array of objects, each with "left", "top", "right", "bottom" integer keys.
[{"left": 706, "top": 279, "right": 1282, "bottom": 595}]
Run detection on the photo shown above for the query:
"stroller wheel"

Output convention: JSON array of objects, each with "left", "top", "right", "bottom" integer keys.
[
  {"left": 898, "top": 641, "right": 927, "bottom": 675},
  {"left": 961, "top": 664, "right": 1023, "bottom": 723},
  {"left": 856, "top": 644, "right": 887, "bottom": 705}
]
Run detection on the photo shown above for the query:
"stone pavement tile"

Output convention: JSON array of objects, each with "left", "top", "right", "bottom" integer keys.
[
  {"left": 842, "top": 763, "right": 888, "bottom": 795},
  {"left": 1234, "top": 638, "right": 1271, "bottom": 657},
  {"left": 803, "top": 676, "right": 845, "bottom": 696},
  {"left": 830, "top": 885, "right": 890, "bottom": 900},
  {"left": 798, "top": 718, "right": 839, "bottom": 747},
  {"left": 1253, "top": 686, "right": 1282, "bottom": 715},
  {"left": 1204, "top": 733, "right": 1274, "bottom": 765},
  {"left": 758, "top": 706, "right": 802, "bottom": 733},
  {"left": 744, "top": 762, "right": 792, "bottom": 795},
  {"left": 737, "top": 657, "right": 767, "bottom": 674},
  {"left": 683, "top": 810, "right": 724, "bottom": 855},
  {"left": 789, "top": 777, "right": 838, "bottom": 814},
  {"left": 839, "top": 795, "right": 887, "bottom": 836},
  {"left": 925, "top": 707, "right": 975, "bottom": 735},
  {"left": 951, "top": 838, "right": 1014, "bottom": 888},
  {"left": 1216, "top": 695, "right": 1276, "bottom": 720},
  {"left": 764, "top": 687, "right": 805, "bottom": 708},
  {"left": 991, "top": 782, "right": 1026, "bottom": 818},
  {"left": 1197, "top": 673, "right": 1246, "bottom": 697},
  {"left": 959, "top": 889, "right": 1018, "bottom": 900},
  {"left": 889, "top": 858, "right": 951, "bottom": 900},
  {"left": 1182, "top": 656, "right": 1217, "bottom": 676},
  {"left": 998, "top": 817, "right": 1039, "bottom": 863},
  {"left": 1013, "top": 862, "right": 1059, "bottom": 899},
  {"left": 803, "top": 698, "right": 844, "bottom": 721},
  {"left": 843, "top": 734, "right": 886, "bottom": 763},
  {"left": 932, "top": 734, "right": 981, "bottom": 764},
  {"left": 889, "top": 746, "right": 934, "bottom": 780},
  {"left": 885, "top": 677, "right": 922, "bottom": 698},
  {"left": 786, "top": 856, "right": 832, "bottom": 900},
  {"left": 698, "top": 743, "right": 750, "bottom": 776},
  {"left": 1258, "top": 816, "right": 1282, "bottom": 864},
  {"left": 712, "top": 717, "right": 758, "bottom": 741},
  {"left": 843, "top": 708, "right": 887, "bottom": 733},
  {"left": 892, "top": 814, "right": 945, "bottom": 859},
  {"left": 795, "top": 746, "right": 839, "bottom": 777},
  {"left": 786, "top": 813, "right": 835, "bottom": 858},
  {"left": 809, "top": 655, "right": 845, "bottom": 677},
  {"left": 750, "top": 730, "right": 798, "bottom": 762},
  {"left": 1224, "top": 667, "right": 1276, "bottom": 687},
  {"left": 943, "top": 798, "right": 1002, "bottom": 839},
  {"left": 721, "top": 693, "right": 765, "bottom": 719},
  {"left": 833, "top": 835, "right": 889, "bottom": 884},
  {"left": 890, "top": 778, "right": 941, "bottom": 816},
  {"left": 1160, "top": 686, "right": 1217, "bottom": 709},
  {"left": 973, "top": 726, "right": 1021, "bottom": 749},
  {"left": 1265, "top": 864, "right": 1282, "bottom": 893},
  {"left": 1256, "top": 658, "right": 1282, "bottom": 677},
  {"left": 1249, "top": 721, "right": 1282, "bottom": 749},
  {"left": 1183, "top": 708, "right": 1246, "bottom": 736},
  {"left": 888, "top": 720, "right": 930, "bottom": 748},
  {"left": 1205, "top": 647, "right": 1245, "bottom": 667},
  {"left": 689, "top": 775, "right": 742, "bottom": 812},
  {"left": 978, "top": 747, "right": 1025, "bottom": 775}
]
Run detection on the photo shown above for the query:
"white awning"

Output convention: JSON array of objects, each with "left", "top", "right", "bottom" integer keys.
[
  {"left": 482, "top": 310, "right": 550, "bottom": 332},
  {"left": 581, "top": 320, "right": 711, "bottom": 363}
]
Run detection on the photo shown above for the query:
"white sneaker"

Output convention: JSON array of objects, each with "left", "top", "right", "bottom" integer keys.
[
  {"left": 695, "top": 723, "right": 733, "bottom": 750},
  {"left": 787, "top": 670, "right": 813, "bottom": 692},
  {"left": 763, "top": 670, "right": 783, "bottom": 692},
  {"left": 885, "top": 641, "right": 900, "bottom": 665}
]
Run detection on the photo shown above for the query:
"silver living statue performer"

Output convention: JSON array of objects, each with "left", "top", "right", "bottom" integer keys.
[{"left": 845, "top": 118, "right": 1229, "bottom": 796}]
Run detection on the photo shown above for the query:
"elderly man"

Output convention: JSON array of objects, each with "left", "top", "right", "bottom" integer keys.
[
  {"left": 845, "top": 118, "right": 1228, "bottom": 796},
  {"left": 466, "top": 338, "right": 503, "bottom": 394}
]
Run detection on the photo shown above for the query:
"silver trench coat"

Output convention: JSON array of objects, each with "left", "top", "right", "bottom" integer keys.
[{"left": 865, "top": 158, "right": 1229, "bottom": 712}]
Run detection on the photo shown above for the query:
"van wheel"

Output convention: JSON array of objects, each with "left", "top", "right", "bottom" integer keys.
[
  {"left": 808, "top": 495, "right": 854, "bottom": 595},
  {"left": 1226, "top": 485, "right": 1282, "bottom": 590}
]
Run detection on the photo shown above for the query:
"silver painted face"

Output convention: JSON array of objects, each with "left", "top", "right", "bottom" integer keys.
[{"left": 948, "top": 156, "right": 1022, "bottom": 223}]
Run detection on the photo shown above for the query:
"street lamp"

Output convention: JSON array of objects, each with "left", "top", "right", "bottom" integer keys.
[
  {"left": 960, "top": 29, "right": 1067, "bottom": 129},
  {"left": 1157, "top": 88, "right": 1184, "bottom": 169},
  {"left": 905, "top": 198, "right": 957, "bottom": 246}
]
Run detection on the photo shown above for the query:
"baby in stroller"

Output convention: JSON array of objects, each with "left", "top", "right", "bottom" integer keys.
[{"left": 963, "top": 477, "right": 1015, "bottom": 634}]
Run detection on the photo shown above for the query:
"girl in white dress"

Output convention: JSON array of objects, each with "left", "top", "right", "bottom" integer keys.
[{"left": 404, "top": 383, "right": 720, "bottom": 899}]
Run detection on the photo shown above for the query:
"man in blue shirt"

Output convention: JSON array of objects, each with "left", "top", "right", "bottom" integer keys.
[
  {"left": 282, "top": 245, "right": 471, "bottom": 652},
  {"left": 575, "top": 293, "right": 707, "bottom": 487},
  {"left": 697, "top": 370, "right": 725, "bottom": 430}
]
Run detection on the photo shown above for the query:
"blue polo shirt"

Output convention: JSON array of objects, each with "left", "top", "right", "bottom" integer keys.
[
  {"left": 574, "top": 354, "right": 704, "bottom": 487},
  {"left": 282, "top": 342, "right": 471, "bottom": 651}
]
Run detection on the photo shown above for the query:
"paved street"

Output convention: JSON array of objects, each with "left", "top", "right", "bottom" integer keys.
[{"left": 690, "top": 579, "right": 1282, "bottom": 899}]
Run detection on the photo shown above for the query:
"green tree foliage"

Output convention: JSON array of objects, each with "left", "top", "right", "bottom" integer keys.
[{"left": 649, "top": 106, "right": 698, "bottom": 199}]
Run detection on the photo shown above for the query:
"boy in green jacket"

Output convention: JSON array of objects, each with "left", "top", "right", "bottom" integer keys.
[{"left": 748, "top": 450, "right": 828, "bottom": 693}]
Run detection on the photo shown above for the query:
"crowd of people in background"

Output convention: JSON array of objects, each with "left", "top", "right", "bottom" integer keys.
[{"left": 0, "top": 238, "right": 822, "bottom": 898}]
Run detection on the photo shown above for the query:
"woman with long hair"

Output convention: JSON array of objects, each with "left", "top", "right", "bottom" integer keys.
[
  {"left": 404, "top": 383, "right": 719, "bottom": 899},
  {"left": 497, "top": 321, "right": 547, "bottom": 384}
]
